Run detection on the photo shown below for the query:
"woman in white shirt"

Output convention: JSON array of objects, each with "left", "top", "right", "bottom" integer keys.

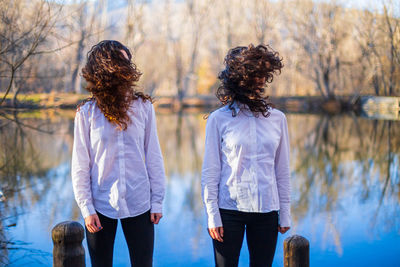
[
  {"left": 71, "top": 40, "right": 166, "bottom": 267},
  {"left": 201, "top": 44, "right": 290, "bottom": 267}
]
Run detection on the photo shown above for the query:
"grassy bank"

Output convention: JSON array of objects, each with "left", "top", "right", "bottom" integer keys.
[
  {"left": 0, "top": 92, "right": 362, "bottom": 114},
  {"left": 0, "top": 93, "right": 90, "bottom": 109}
]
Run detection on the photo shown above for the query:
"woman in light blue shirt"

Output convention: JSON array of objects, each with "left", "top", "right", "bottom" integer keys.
[
  {"left": 72, "top": 40, "right": 166, "bottom": 267},
  {"left": 201, "top": 44, "right": 290, "bottom": 267}
]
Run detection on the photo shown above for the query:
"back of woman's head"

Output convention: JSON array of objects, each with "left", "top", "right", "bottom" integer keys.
[
  {"left": 80, "top": 40, "right": 150, "bottom": 130},
  {"left": 217, "top": 44, "right": 283, "bottom": 117}
]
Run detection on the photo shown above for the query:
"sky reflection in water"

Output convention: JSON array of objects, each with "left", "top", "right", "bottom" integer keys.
[{"left": 0, "top": 110, "right": 399, "bottom": 266}]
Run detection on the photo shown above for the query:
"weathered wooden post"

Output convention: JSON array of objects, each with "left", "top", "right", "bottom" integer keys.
[
  {"left": 284, "top": 235, "right": 309, "bottom": 267},
  {"left": 52, "top": 221, "right": 85, "bottom": 267}
]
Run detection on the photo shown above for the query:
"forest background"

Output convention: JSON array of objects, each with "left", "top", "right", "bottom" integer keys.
[{"left": 0, "top": 0, "right": 399, "bottom": 107}]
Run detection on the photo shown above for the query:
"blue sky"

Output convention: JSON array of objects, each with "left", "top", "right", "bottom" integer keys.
[
  {"left": 51, "top": 0, "right": 392, "bottom": 14},
  {"left": 314, "top": 0, "right": 391, "bottom": 12}
]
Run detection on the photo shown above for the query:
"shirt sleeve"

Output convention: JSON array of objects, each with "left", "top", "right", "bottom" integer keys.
[
  {"left": 71, "top": 109, "right": 96, "bottom": 219},
  {"left": 144, "top": 102, "right": 166, "bottom": 214},
  {"left": 275, "top": 113, "right": 291, "bottom": 227},
  {"left": 201, "top": 113, "right": 222, "bottom": 228}
]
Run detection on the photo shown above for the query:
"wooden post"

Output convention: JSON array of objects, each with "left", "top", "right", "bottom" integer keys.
[
  {"left": 52, "top": 221, "right": 85, "bottom": 267},
  {"left": 284, "top": 235, "right": 309, "bottom": 267}
]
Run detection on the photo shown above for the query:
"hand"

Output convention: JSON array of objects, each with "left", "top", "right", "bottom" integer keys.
[
  {"left": 278, "top": 226, "right": 290, "bottom": 234},
  {"left": 208, "top": 227, "right": 224, "bottom": 242},
  {"left": 150, "top": 213, "right": 163, "bottom": 224},
  {"left": 85, "top": 214, "right": 102, "bottom": 233}
]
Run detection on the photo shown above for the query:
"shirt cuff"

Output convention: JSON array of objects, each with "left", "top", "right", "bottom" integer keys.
[
  {"left": 207, "top": 211, "right": 222, "bottom": 228},
  {"left": 81, "top": 204, "right": 96, "bottom": 219},
  {"left": 279, "top": 203, "right": 291, "bottom": 227},
  {"left": 151, "top": 202, "right": 163, "bottom": 214}
]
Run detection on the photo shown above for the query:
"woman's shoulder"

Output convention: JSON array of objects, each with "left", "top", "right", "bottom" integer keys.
[
  {"left": 128, "top": 98, "right": 155, "bottom": 123},
  {"left": 131, "top": 97, "right": 153, "bottom": 112},
  {"left": 76, "top": 99, "right": 96, "bottom": 115},
  {"left": 206, "top": 106, "right": 230, "bottom": 121},
  {"left": 267, "top": 108, "right": 287, "bottom": 124},
  {"left": 269, "top": 107, "right": 286, "bottom": 118}
]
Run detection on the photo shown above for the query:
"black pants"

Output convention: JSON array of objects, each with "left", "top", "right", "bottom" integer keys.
[
  {"left": 213, "top": 209, "right": 278, "bottom": 267},
  {"left": 85, "top": 210, "right": 154, "bottom": 267}
]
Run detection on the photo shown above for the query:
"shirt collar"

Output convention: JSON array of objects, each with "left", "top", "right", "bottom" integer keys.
[
  {"left": 231, "top": 101, "right": 241, "bottom": 115},
  {"left": 231, "top": 101, "right": 253, "bottom": 116}
]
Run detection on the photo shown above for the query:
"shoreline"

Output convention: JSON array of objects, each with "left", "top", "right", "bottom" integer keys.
[
  {"left": 1, "top": 93, "right": 399, "bottom": 119},
  {"left": 0, "top": 93, "right": 361, "bottom": 113}
]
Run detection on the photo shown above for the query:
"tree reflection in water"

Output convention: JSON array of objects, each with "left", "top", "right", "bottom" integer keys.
[
  {"left": 156, "top": 108, "right": 208, "bottom": 257},
  {"left": 158, "top": 109, "right": 400, "bottom": 258},
  {"left": 289, "top": 114, "right": 400, "bottom": 255},
  {"left": 0, "top": 109, "right": 398, "bottom": 265},
  {"left": 0, "top": 109, "right": 75, "bottom": 265}
]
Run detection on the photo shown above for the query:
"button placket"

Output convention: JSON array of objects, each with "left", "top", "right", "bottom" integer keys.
[
  {"left": 118, "top": 130, "right": 129, "bottom": 216},
  {"left": 249, "top": 116, "right": 259, "bottom": 211}
]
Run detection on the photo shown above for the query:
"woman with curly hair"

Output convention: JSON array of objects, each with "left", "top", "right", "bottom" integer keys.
[
  {"left": 201, "top": 44, "right": 290, "bottom": 267},
  {"left": 71, "top": 40, "right": 165, "bottom": 267}
]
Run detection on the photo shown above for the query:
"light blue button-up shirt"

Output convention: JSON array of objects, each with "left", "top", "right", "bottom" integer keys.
[
  {"left": 201, "top": 103, "right": 291, "bottom": 228},
  {"left": 71, "top": 99, "right": 166, "bottom": 219}
]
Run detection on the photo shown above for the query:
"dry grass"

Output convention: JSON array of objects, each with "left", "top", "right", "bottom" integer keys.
[{"left": 0, "top": 93, "right": 90, "bottom": 108}]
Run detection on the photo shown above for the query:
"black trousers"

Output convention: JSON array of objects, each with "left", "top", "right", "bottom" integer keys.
[
  {"left": 213, "top": 209, "right": 278, "bottom": 267},
  {"left": 85, "top": 210, "right": 154, "bottom": 267}
]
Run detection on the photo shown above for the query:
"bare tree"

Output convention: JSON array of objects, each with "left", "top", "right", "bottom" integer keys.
[
  {"left": 98, "top": 0, "right": 108, "bottom": 41},
  {"left": 355, "top": 0, "right": 400, "bottom": 96},
  {"left": 162, "top": 0, "right": 184, "bottom": 99},
  {"left": 245, "top": 0, "right": 278, "bottom": 45},
  {"left": 382, "top": 3, "right": 399, "bottom": 96},
  {"left": 182, "top": 0, "right": 212, "bottom": 97},
  {"left": 208, "top": 0, "right": 242, "bottom": 64},
  {"left": 69, "top": 2, "right": 89, "bottom": 94},
  {"left": 68, "top": 1, "right": 107, "bottom": 94},
  {"left": 162, "top": 0, "right": 213, "bottom": 101},
  {"left": 125, "top": 0, "right": 146, "bottom": 51},
  {"left": 1, "top": 0, "right": 398, "bottom": 100},
  {"left": 0, "top": 0, "right": 61, "bottom": 105},
  {"left": 285, "top": 0, "right": 350, "bottom": 99}
]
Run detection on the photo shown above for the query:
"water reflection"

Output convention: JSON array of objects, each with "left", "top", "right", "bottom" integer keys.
[
  {"left": 289, "top": 114, "right": 399, "bottom": 257},
  {"left": 0, "top": 108, "right": 399, "bottom": 266},
  {"left": 0, "top": 109, "right": 76, "bottom": 265}
]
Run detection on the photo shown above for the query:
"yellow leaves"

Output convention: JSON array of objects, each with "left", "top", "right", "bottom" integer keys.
[{"left": 196, "top": 60, "right": 217, "bottom": 95}]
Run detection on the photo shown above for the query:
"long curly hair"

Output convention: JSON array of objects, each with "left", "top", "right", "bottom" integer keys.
[
  {"left": 79, "top": 40, "right": 152, "bottom": 130},
  {"left": 216, "top": 44, "right": 283, "bottom": 117}
]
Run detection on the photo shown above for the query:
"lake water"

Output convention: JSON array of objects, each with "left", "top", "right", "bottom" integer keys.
[{"left": 0, "top": 108, "right": 399, "bottom": 266}]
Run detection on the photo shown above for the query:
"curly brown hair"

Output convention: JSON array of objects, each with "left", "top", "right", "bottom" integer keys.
[
  {"left": 79, "top": 40, "right": 152, "bottom": 130},
  {"left": 216, "top": 44, "right": 283, "bottom": 117}
]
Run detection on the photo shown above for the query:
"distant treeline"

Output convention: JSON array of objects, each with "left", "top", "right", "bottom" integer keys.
[{"left": 0, "top": 0, "right": 399, "bottom": 105}]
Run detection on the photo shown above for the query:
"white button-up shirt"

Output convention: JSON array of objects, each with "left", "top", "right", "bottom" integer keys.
[
  {"left": 71, "top": 99, "right": 166, "bottom": 219},
  {"left": 201, "top": 103, "right": 291, "bottom": 228}
]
